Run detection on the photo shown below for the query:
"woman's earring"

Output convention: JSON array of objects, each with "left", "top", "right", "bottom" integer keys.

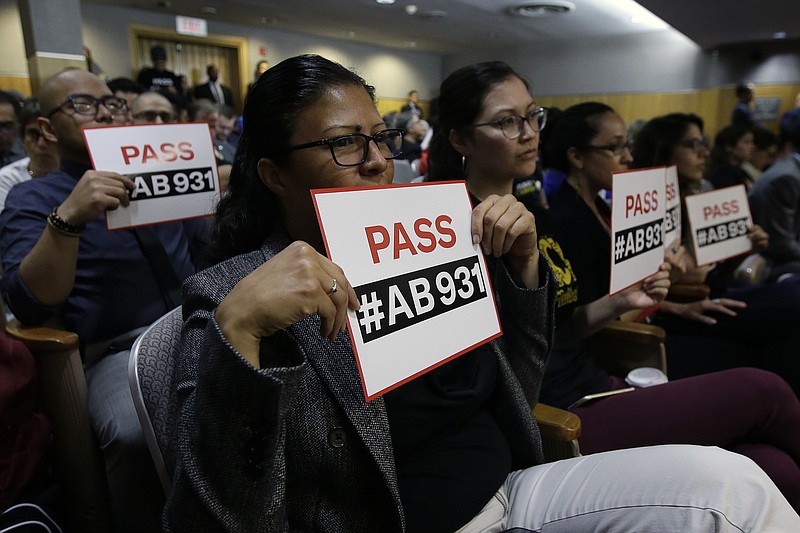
[{"left": 461, "top": 155, "right": 468, "bottom": 177}]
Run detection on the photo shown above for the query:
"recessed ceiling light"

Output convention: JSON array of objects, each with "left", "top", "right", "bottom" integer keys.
[
  {"left": 508, "top": 1, "right": 575, "bottom": 18},
  {"left": 774, "top": 31, "right": 787, "bottom": 39},
  {"left": 403, "top": 41, "right": 417, "bottom": 47},
  {"left": 405, "top": 5, "right": 418, "bottom": 15},
  {"left": 200, "top": 6, "right": 217, "bottom": 15},
  {"left": 376, "top": 0, "right": 395, "bottom": 4}
]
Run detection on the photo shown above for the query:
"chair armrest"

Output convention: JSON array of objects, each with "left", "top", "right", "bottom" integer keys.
[
  {"left": 595, "top": 321, "right": 666, "bottom": 345},
  {"left": 667, "top": 283, "right": 711, "bottom": 301},
  {"left": 533, "top": 403, "right": 581, "bottom": 441},
  {"left": 5, "top": 320, "right": 79, "bottom": 351}
]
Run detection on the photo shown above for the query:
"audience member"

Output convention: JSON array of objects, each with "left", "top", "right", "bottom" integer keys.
[
  {"left": 401, "top": 89, "right": 423, "bottom": 119},
  {"left": 742, "top": 126, "right": 780, "bottom": 181},
  {"left": 749, "top": 108, "right": 800, "bottom": 281},
  {"left": 0, "top": 91, "right": 25, "bottom": 168},
  {"left": 425, "top": 86, "right": 800, "bottom": 510},
  {"left": 131, "top": 91, "right": 175, "bottom": 124},
  {"left": 0, "top": 99, "right": 59, "bottom": 214},
  {"left": 0, "top": 68, "right": 209, "bottom": 532},
  {"left": 163, "top": 53, "right": 800, "bottom": 532},
  {"left": 106, "top": 77, "right": 145, "bottom": 109},
  {"left": 246, "top": 59, "right": 269, "bottom": 94},
  {"left": 192, "top": 65, "right": 233, "bottom": 106},
  {"left": 707, "top": 124, "right": 756, "bottom": 190},
  {"left": 212, "top": 104, "right": 237, "bottom": 164},
  {"left": 136, "top": 45, "right": 186, "bottom": 107},
  {"left": 398, "top": 119, "right": 428, "bottom": 161},
  {"left": 731, "top": 82, "right": 758, "bottom": 127},
  {"left": 431, "top": 60, "right": 800, "bottom": 526},
  {"left": 631, "top": 112, "right": 800, "bottom": 391}
]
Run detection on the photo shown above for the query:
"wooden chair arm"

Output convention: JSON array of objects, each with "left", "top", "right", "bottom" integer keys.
[
  {"left": 5, "top": 320, "right": 79, "bottom": 351},
  {"left": 667, "top": 283, "right": 711, "bottom": 301},
  {"left": 533, "top": 402, "right": 581, "bottom": 442},
  {"left": 596, "top": 321, "right": 666, "bottom": 345}
]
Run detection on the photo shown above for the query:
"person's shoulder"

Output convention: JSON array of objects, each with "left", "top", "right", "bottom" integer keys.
[{"left": 0, "top": 157, "right": 30, "bottom": 182}]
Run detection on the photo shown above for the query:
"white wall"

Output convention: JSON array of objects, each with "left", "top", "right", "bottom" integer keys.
[{"left": 0, "top": 0, "right": 30, "bottom": 76}]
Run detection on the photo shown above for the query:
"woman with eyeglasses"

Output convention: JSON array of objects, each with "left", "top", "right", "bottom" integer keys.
[
  {"left": 630, "top": 113, "right": 800, "bottom": 390},
  {"left": 0, "top": 98, "right": 59, "bottom": 215},
  {"left": 423, "top": 64, "right": 800, "bottom": 527}
]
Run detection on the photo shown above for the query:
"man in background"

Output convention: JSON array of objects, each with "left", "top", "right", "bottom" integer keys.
[
  {"left": 731, "top": 83, "right": 759, "bottom": 127},
  {"left": 401, "top": 89, "right": 424, "bottom": 119},
  {"left": 131, "top": 91, "right": 175, "bottom": 124},
  {"left": 137, "top": 45, "right": 186, "bottom": 108},
  {"left": 0, "top": 91, "right": 25, "bottom": 168},
  {"left": 192, "top": 64, "right": 233, "bottom": 106},
  {"left": 213, "top": 104, "right": 237, "bottom": 164}
]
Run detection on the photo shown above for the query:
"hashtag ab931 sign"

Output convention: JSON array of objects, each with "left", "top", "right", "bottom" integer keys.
[
  {"left": 609, "top": 167, "right": 666, "bottom": 295},
  {"left": 312, "top": 182, "right": 502, "bottom": 401},
  {"left": 683, "top": 185, "right": 753, "bottom": 266},
  {"left": 84, "top": 123, "right": 220, "bottom": 230}
]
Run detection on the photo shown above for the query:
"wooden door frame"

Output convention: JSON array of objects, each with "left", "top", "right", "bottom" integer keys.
[{"left": 128, "top": 24, "right": 249, "bottom": 109}]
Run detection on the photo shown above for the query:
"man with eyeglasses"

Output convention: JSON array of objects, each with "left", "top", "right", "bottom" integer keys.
[
  {"left": 0, "top": 69, "right": 209, "bottom": 533},
  {"left": 130, "top": 91, "right": 176, "bottom": 124},
  {"left": 0, "top": 91, "right": 26, "bottom": 168}
]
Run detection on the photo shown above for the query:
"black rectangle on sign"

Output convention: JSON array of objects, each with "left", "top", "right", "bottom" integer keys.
[
  {"left": 354, "top": 256, "right": 488, "bottom": 343},
  {"left": 613, "top": 219, "right": 663, "bottom": 264},
  {"left": 129, "top": 166, "right": 216, "bottom": 201},
  {"left": 694, "top": 217, "right": 750, "bottom": 248}
]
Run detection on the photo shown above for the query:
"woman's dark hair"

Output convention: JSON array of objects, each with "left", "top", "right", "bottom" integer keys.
[
  {"left": 210, "top": 54, "right": 375, "bottom": 262},
  {"left": 708, "top": 124, "right": 751, "bottom": 173},
  {"left": 631, "top": 113, "right": 704, "bottom": 169},
  {"left": 541, "top": 102, "right": 614, "bottom": 174},
  {"left": 427, "top": 61, "right": 526, "bottom": 182}
]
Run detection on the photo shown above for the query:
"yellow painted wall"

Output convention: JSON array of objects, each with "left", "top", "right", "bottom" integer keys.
[
  {"left": 0, "top": 75, "right": 31, "bottom": 96},
  {"left": 537, "top": 83, "right": 800, "bottom": 137}
]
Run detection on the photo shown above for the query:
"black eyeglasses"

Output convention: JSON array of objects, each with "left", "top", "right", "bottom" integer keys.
[
  {"left": 23, "top": 128, "right": 42, "bottom": 143},
  {"left": 583, "top": 139, "right": 633, "bottom": 156},
  {"left": 472, "top": 107, "right": 547, "bottom": 139},
  {"left": 132, "top": 110, "right": 175, "bottom": 123},
  {"left": 678, "top": 138, "right": 709, "bottom": 152},
  {"left": 46, "top": 94, "right": 128, "bottom": 119},
  {"left": 288, "top": 129, "right": 404, "bottom": 167}
]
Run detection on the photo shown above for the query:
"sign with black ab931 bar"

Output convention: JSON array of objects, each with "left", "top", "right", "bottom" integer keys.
[
  {"left": 312, "top": 182, "right": 501, "bottom": 401},
  {"left": 684, "top": 185, "right": 753, "bottom": 266},
  {"left": 83, "top": 123, "right": 220, "bottom": 229}
]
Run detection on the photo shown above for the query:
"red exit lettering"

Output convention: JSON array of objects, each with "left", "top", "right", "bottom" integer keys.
[
  {"left": 703, "top": 200, "right": 740, "bottom": 220},
  {"left": 365, "top": 215, "right": 457, "bottom": 264},
  {"left": 120, "top": 142, "right": 195, "bottom": 165},
  {"left": 625, "top": 190, "right": 659, "bottom": 218}
]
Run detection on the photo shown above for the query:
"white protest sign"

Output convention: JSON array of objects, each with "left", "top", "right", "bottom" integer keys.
[
  {"left": 663, "top": 166, "right": 682, "bottom": 249},
  {"left": 83, "top": 123, "right": 220, "bottom": 229},
  {"left": 684, "top": 185, "right": 753, "bottom": 266},
  {"left": 610, "top": 167, "right": 665, "bottom": 295},
  {"left": 312, "top": 182, "right": 501, "bottom": 401}
]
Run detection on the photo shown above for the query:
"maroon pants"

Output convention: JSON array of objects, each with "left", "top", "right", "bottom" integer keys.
[{"left": 572, "top": 368, "right": 800, "bottom": 509}]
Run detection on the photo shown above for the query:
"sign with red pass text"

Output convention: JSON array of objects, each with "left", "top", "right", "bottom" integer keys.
[
  {"left": 83, "top": 123, "right": 220, "bottom": 230},
  {"left": 684, "top": 185, "right": 753, "bottom": 266},
  {"left": 312, "top": 182, "right": 501, "bottom": 401},
  {"left": 663, "top": 166, "right": 682, "bottom": 249},
  {"left": 610, "top": 167, "right": 665, "bottom": 295}
]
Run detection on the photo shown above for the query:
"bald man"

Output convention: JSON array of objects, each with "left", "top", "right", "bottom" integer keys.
[
  {"left": 131, "top": 91, "right": 176, "bottom": 124},
  {"left": 0, "top": 69, "right": 209, "bottom": 532}
]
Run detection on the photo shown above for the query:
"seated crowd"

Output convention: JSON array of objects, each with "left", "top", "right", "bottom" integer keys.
[{"left": 0, "top": 53, "right": 799, "bottom": 532}]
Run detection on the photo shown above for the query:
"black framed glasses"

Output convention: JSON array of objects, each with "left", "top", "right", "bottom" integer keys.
[
  {"left": 46, "top": 94, "right": 128, "bottom": 119},
  {"left": 472, "top": 107, "right": 547, "bottom": 139},
  {"left": 678, "top": 138, "right": 709, "bottom": 152},
  {"left": 132, "top": 110, "right": 175, "bottom": 123},
  {"left": 583, "top": 139, "right": 633, "bottom": 156},
  {"left": 288, "top": 129, "right": 404, "bottom": 167}
]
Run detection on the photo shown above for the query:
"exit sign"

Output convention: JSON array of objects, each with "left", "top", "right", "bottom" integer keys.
[{"left": 176, "top": 16, "right": 207, "bottom": 37}]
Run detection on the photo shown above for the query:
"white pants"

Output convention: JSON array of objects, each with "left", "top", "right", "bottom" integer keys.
[{"left": 456, "top": 445, "right": 799, "bottom": 532}]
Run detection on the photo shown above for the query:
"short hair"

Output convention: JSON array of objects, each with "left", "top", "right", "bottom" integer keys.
[
  {"left": 187, "top": 99, "right": 217, "bottom": 121},
  {"left": 150, "top": 45, "right": 167, "bottom": 61},
  {"left": 0, "top": 90, "right": 22, "bottom": 118},
  {"left": 18, "top": 98, "right": 42, "bottom": 135},
  {"left": 217, "top": 104, "right": 236, "bottom": 120},
  {"left": 428, "top": 61, "right": 526, "bottom": 182},
  {"left": 735, "top": 83, "right": 753, "bottom": 98},
  {"left": 211, "top": 54, "right": 375, "bottom": 262},
  {"left": 107, "top": 77, "right": 145, "bottom": 95}
]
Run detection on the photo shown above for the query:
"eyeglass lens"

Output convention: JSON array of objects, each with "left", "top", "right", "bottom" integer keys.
[
  {"left": 70, "top": 95, "right": 127, "bottom": 116},
  {"left": 500, "top": 109, "right": 546, "bottom": 139},
  {"left": 331, "top": 131, "right": 403, "bottom": 166},
  {"left": 134, "top": 111, "right": 174, "bottom": 123}
]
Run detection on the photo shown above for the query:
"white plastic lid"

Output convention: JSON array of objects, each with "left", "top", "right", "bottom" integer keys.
[{"left": 625, "top": 367, "right": 668, "bottom": 388}]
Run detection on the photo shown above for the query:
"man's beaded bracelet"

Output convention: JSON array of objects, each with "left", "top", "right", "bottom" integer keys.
[{"left": 47, "top": 208, "right": 85, "bottom": 237}]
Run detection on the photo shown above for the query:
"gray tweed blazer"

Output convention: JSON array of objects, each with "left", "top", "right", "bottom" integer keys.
[{"left": 164, "top": 229, "right": 556, "bottom": 532}]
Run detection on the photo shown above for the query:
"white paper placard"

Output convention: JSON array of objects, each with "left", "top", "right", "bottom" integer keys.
[
  {"left": 83, "top": 123, "right": 220, "bottom": 230},
  {"left": 663, "top": 165, "right": 682, "bottom": 249},
  {"left": 312, "top": 182, "right": 502, "bottom": 401},
  {"left": 684, "top": 185, "right": 753, "bottom": 266},
  {"left": 610, "top": 167, "right": 666, "bottom": 294}
]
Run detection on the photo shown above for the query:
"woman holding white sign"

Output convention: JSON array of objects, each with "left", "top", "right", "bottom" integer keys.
[{"left": 428, "top": 67, "right": 800, "bottom": 518}]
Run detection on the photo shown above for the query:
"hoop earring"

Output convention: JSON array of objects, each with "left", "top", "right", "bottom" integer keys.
[{"left": 461, "top": 155, "right": 468, "bottom": 177}]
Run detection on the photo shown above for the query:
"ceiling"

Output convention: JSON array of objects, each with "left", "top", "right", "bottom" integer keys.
[{"left": 87, "top": 0, "right": 799, "bottom": 55}]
